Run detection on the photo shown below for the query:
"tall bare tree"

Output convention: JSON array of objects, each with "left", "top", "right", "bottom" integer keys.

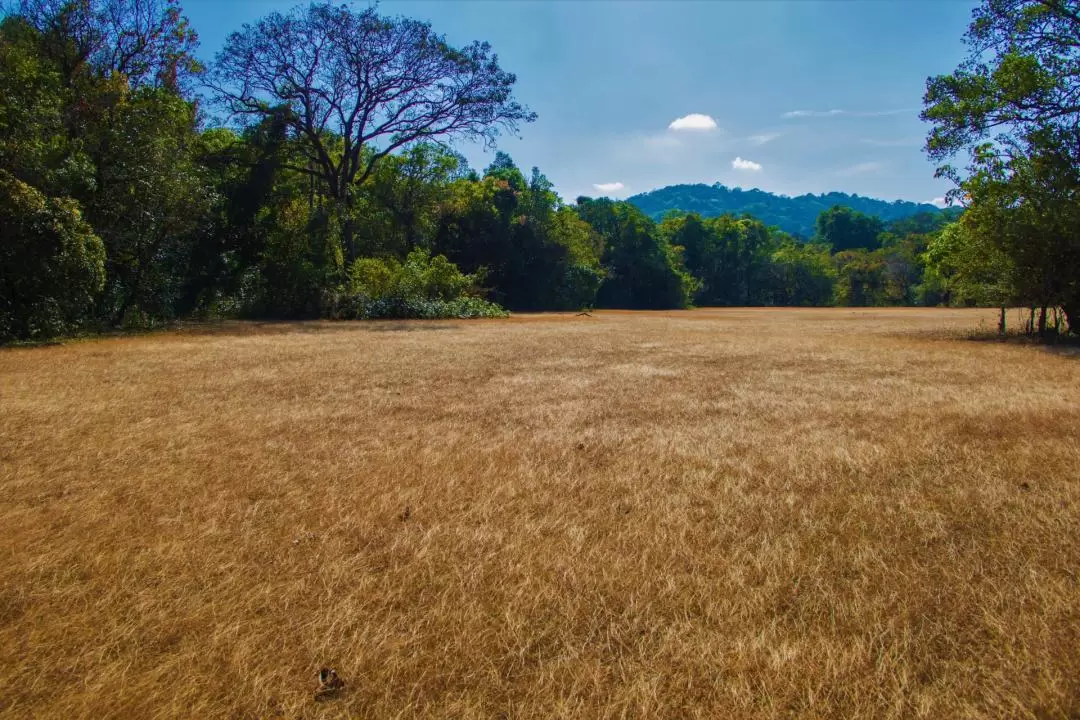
[
  {"left": 209, "top": 2, "right": 535, "bottom": 261},
  {"left": 16, "top": 0, "right": 201, "bottom": 90}
]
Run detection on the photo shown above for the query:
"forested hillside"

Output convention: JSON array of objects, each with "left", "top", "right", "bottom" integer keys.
[{"left": 628, "top": 184, "right": 953, "bottom": 237}]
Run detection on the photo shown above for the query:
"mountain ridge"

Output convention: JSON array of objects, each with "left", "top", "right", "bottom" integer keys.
[{"left": 626, "top": 183, "right": 947, "bottom": 238}]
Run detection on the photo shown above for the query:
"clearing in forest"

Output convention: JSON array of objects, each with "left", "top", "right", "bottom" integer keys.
[{"left": 1, "top": 308, "right": 1078, "bottom": 718}]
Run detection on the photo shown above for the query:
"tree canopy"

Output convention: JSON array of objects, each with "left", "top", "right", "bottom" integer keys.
[
  {"left": 209, "top": 2, "right": 535, "bottom": 260},
  {"left": 923, "top": 0, "right": 1080, "bottom": 333}
]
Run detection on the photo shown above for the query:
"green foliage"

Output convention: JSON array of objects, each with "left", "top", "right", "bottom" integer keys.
[
  {"left": 210, "top": 1, "right": 535, "bottom": 263},
  {"left": 922, "top": 0, "right": 1080, "bottom": 170},
  {"left": 354, "top": 143, "right": 469, "bottom": 257},
  {"left": 0, "top": 16, "right": 70, "bottom": 192},
  {"left": 241, "top": 199, "right": 343, "bottom": 318},
  {"left": 434, "top": 162, "right": 606, "bottom": 311},
  {"left": 768, "top": 240, "right": 836, "bottom": 306},
  {"left": 815, "top": 205, "right": 885, "bottom": 251},
  {"left": 329, "top": 249, "right": 505, "bottom": 319},
  {"left": 85, "top": 88, "right": 218, "bottom": 324},
  {"left": 576, "top": 198, "right": 698, "bottom": 310},
  {"left": 923, "top": 0, "right": 1080, "bottom": 333},
  {"left": 351, "top": 249, "right": 476, "bottom": 301},
  {"left": 924, "top": 221, "right": 1016, "bottom": 307},
  {"left": 0, "top": 170, "right": 105, "bottom": 340},
  {"left": 833, "top": 250, "right": 887, "bottom": 307},
  {"left": 662, "top": 212, "right": 777, "bottom": 305}
]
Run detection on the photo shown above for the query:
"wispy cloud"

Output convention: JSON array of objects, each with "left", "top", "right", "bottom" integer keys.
[
  {"left": 747, "top": 131, "right": 784, "bottom": 146},
  {"left": 784, "top": 109, "right": 845, "bottom": 118},
  {"left": 593, "top": 181, "right": 625, "bottom": 193},
  {"left": 928, "top": 196, "right": 948, "bottom": 208},
  {"left": 668, "top": 113, "right": 719, "bottom": 131},
  {"left": 784, "top": 108, "right": 918, "bottom": 119},
  {"left": 732, "top": 156, "right": 763, "bottom": 172},
  {"left": 835, "top": 161, "right": 885, "bottom": 176}
]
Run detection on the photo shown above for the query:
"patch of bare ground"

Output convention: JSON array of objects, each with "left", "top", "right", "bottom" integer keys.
[{"left": 1, "top": 308, "right": 1078, "bottom": 718}]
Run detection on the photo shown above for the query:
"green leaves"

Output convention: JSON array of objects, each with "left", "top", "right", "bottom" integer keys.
[
  {"left": 815, "top": 206, "right": 884, "bottom": 252},
  {"left": 0, "top": 170, "right": 105, "bottom": 340},
  {"left": 922, "top": 0, "right": 1080, "bottom": 332}
]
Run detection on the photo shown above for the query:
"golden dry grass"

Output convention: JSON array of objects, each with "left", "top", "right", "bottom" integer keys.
[{"left": 2, "top": 308, "right": 1079, "bottom": 719}]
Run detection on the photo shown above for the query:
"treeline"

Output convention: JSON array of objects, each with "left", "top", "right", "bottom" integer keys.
[{"left": 2, "top": 0, "right": 1077, "bottom": 342}]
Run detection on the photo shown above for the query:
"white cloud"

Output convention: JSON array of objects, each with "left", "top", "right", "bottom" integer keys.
[
  {"left": 929, "top": 196, "right": 948, "bottom": 208},
  {"left": 668, "top": 113, "right": 719, "bottom": 131},
  {"left": 748, "top": 131, "right": 783, "bottom": 145},
  {"left": 835, "top": 161, "right": 884, "bottom": 176},
  {"left": 732, "top": 156, "right": 762, "bottom": 172},
  {"left": 593, "top": 181, "right": 625, "bottom": 193},
  {"left": 784, "top": 108, "right": 917, "bottom": 119}
]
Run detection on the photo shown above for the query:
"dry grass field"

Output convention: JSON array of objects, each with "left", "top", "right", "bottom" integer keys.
[{"left": 2, "top": 308, "right": 1079, "bottom": 719}]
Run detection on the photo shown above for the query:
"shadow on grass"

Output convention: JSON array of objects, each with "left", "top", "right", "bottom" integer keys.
[
  {"left": 0, "top": 318, "right": 468, "bottom": 349},
  {"left": 963, "top": 329, "right": 1080, "bottom": 357}
]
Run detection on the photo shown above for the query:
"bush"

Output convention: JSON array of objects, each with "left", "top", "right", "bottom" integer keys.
[
  {"left": 0, "top": 170, "right": 105, "bottom": 341},
  {"left": 329, "top": 248, "right": 506, "bottom": 319}
]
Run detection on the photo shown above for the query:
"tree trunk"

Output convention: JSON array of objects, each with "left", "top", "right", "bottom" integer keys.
[
  {"left": 342, "top": 217, "right": 356, "bottom": 264},
  {"left": 998, "top": 306, "right": 1006, "bottom": 336},
  {"left": 1063, "top": 300, "right": 1079, "bottom": 336},
  {"left": 1038, "top": 305, "right": 1048, "bottom": 338},
  {"left": 338, "top": 187, "right": 356, "bottom": 264}
]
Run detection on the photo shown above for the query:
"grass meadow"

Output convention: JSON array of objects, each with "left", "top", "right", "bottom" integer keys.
[{"left": 2, "top": 308, "right": 1079, "bottom": 719}]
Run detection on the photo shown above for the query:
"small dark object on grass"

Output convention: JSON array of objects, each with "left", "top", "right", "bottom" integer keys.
[
  {"left": 315, "top": 667, "right": 345, "bottom": 701},
  {"left": 399, "top": 505, "right": 412, "bottom": 522},
  {"left": 1020, "top": 482, "right": 1031, "bottom": 491},
  {"left": 576, "top": 311, "right": 593, "bottom": 317}
]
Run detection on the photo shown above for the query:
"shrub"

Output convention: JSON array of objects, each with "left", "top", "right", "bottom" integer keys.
[{"left": 329, "top": 249, "right": 506, "bottom": 320}]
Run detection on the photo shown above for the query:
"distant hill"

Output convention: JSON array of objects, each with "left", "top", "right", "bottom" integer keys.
[{"left": 626, "top": 183, "right": 948, "bottom": 238}]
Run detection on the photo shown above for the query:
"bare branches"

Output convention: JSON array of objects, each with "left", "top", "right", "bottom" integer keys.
[
  {"left": 17, "top": 0, "right": 201, "bottom": 90},
  {"left": 209, "top": 1, "right": 535, "bottom": 215}
]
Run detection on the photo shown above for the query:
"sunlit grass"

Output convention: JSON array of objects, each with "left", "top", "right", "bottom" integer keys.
[{"left": 2, "top": 308, "right": 1078, "bottom": 718}]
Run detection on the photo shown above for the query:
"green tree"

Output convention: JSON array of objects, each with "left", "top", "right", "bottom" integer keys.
[
  {"left": 953, "top": 145, "right": 1078, "bottom": 333},
  {"left": 833, "top": 250, "right": 887, "bottom": 307},
  {"left": 357, "top": 143, "right": 469, "bottom": 257},
  {"left": 16, "top": 0, "right": 201, "bottom": 92},
  {"left": 84, "top": 88, "right": 217, "bottom": 325},
  {"left": 924, "top": 220, "right": 1016, "bottom": 308},
  {"left": 433, "top": 159, "right": 604, "bottom": 311},
  {"left": 815, "top": 205, "right": 885, "bottom": 251},
  {"left": 768, "top": 239, "right": 835, "bottom": 306},
  {"left": 211, "top": 2, "right": 534, "bottom": 261},
  {"left": 577, "top": 198, "right": 697, "bottom": 309},
  {"left": 0, "top": 169, "right": 105, "bottom": 340},
  {"left": 661, "top": 212, "right": 777, "bottom": 306},
  {"left": 0, "top": 16, "right": 73, "bottom": 193},
  {"left": 923, "top": 0, "right": 1080, "bottom": 332}
]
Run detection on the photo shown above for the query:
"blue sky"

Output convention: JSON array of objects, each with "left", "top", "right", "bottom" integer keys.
[{"left": 185, "top": 0, "right": 977, "bottom": 205}]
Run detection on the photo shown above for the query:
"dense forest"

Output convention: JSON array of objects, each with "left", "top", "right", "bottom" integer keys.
[
  {"left": 1, "top": 0, "right": 1078, "bottom": 342},
  {"left": 628, "top": 184, "right": 956, "bottom": 238}
]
